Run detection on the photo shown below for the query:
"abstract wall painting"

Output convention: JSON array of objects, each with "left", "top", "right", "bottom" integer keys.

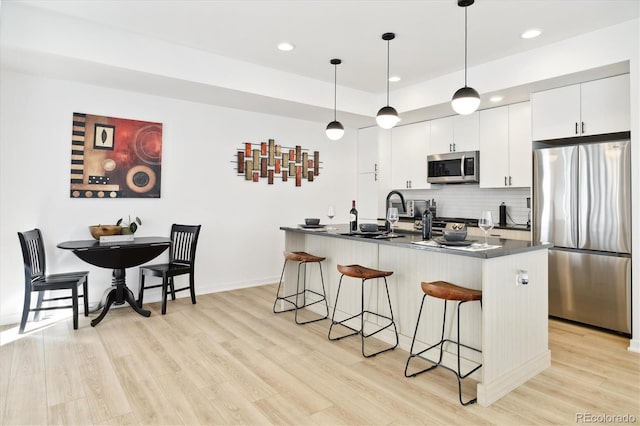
[
  {"left": 69, "top": 113, "right": 162, "bottom": 198},
  {"left": 235, "top": 139, "right": 320, "bottom": 187}
]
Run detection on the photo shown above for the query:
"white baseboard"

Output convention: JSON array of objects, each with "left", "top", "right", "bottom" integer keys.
[
  {"left": 476, "top": 350, "right": 551, "bottom": 407},
  {"left": 0, "top": 277, "right": 279, "bottom": 327}
]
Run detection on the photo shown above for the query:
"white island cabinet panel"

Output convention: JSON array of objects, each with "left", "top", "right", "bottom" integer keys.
[{"left": 281, "top": 226, "right": 550, "bottom": 407}]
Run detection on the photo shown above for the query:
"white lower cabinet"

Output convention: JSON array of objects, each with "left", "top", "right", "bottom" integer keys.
[{"left": 479, "top": 102, "right": 531, "bottom": 188}]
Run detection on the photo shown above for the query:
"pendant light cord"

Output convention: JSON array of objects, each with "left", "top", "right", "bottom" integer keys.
[
  {"left": 464, "top": 5, "right": 468, "bottom": 87},
  {"left": 386, "top": 38, "right": 390, "bottom": 106},
  {"left": 333, "top": 63, "right": 337, "bottom": 121}
]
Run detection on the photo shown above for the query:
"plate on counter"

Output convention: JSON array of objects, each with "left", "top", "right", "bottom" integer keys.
[
  {"left": 299, "top": 224, "right": 326, "bottom": 229},
  {"left": 434, "top": 237, "right": 475, "bottom": 247}
]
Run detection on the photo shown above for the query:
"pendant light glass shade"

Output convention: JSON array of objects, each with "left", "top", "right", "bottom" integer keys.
[
  {"left": 452, "top": 86, "right": 480, "bottom": 115},
  {"left": 377, "top": 32, "right": 399, "bottom": 129},
  {"left": 326, "top": 58, "right": 344, "bottom": 140},
  {"left": 326, "top": 120, "right": 344, "bottom": 140},
  {"left": 376, "top": 105, "right": 400, "bottom": 129},
  {"left": 451, "top": 0, "right": 480, "bottom": 115}
]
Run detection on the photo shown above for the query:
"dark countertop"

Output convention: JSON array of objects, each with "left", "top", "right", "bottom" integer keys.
[{"left": 281, "top": 224, "right": 549, "bottom": 259}]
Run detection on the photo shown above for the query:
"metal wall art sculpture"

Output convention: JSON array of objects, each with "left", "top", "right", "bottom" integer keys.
[{"left": 235, "top": 139, "right": 320, "bottom": 187}]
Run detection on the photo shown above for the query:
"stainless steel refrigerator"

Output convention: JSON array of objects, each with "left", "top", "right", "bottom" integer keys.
[{"left": 533, "top": 140, "right": 631, "bottom": 334}]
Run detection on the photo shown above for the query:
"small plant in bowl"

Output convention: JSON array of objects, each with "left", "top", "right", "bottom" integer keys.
[{"left": 117, "top": 215, "right": 142, "bottom": 235}]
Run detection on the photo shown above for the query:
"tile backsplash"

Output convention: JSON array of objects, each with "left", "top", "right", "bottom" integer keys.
[{"left": 400, "top": 185, "right": 531, "bottom": 226}]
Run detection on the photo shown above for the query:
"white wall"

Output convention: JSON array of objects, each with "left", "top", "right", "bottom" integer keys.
[
  {"left": 401, "top": 186, "right": 531, "bottom": 226},
  {"left": 0, "top": 70, "right": 357, "bottom": 325}
]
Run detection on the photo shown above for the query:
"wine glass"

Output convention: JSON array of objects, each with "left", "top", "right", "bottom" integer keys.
[
  {"left": 326, "top": 205, "right": 335, "bottom": 229},
  {"left": 387, "top": 207, "right": 399, "bottom": 237},
  {"left": 478, "top": 210, "right": 494, "bottom": 247}
]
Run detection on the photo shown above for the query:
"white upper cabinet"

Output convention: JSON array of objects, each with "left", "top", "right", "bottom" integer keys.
[
  {"left": 531, "top": 74, "right": 630, "bottom": 141},
  {"left": 390, "top": 121, "right": 430, "bottom": 190},
  {"left": 358, "top": 126, "right": 380, "bottom": 173},
  {"left": 357, "top": 127, "right": 392, "bottom": 220},
  {"left": 580, "top": 74, "right": 630, "bottom": 135},
  {"left": 480, "top": 102, "right": 532, "bottom": 188},
  {"left": 479, "top": 106, "right": 509, "bottom": 188},
  {"left": 507, "top": 102, "right": 532, "bottom": 187},
  {"left": 453, "top": 112, "right": 480, "bottom": 152},
  {"left": 429, "top": 112, "right": 479, "bottom": 154},
  {"left": 429, "top": 116, "right": 453, "bottom": 154}
]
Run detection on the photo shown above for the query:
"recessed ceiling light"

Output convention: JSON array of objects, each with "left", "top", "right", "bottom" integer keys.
[
  {"left": 490, "top": 95, "right": 503, "bottom": 102},
  {"left": 388, "top": 76, "right": 401, "bottom": 82},
  {"left": 521, "top": 29, "right": 542, "bottom": 39},
  {"left": 277, "top": 42, "right": 295, "bottom": 51}
]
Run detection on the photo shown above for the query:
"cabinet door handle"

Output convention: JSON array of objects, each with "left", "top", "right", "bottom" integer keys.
[
  {"left": 581, "top": 122, "right": 585, "bottom": 134},
  {"left": 453, "top": 143, "right": 456, "bottom": 152},
  {"left": 374, "top": 173, "right": 378, "bottom": 182},
  {"left": 375, "top": 163, "right": 378, "bottom": 172},
  {"left": 575, "top": 122, "right": 579, "bottom": 134},
  {"left": 504, "top": 176, "right": 507, "bottom": 186},
  {"left": 509, "top": 176, "right": 512, "bottom": 186},
  {"left": 449, "top": 143, "right": 452, "bottom": 152}
]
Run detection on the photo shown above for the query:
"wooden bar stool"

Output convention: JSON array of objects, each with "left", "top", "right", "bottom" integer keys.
[
  {"left": 328, "top": 264, "right": 398, "bottom": 358},
  {"left": 273, "top": 251, "right": 328, "bottom": 325},
  {"left": 404, "top": 280, "right": 483, "bottom": 406}
]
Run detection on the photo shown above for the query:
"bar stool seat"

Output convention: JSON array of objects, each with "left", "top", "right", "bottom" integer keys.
[
  {"left": 328, "top": 264, "right": 398, "bottom": 358},
  {"left": 273, "top": 251, "right": 328, "bottom": 325},
  {"left": 405, "top": 280, "right": 483, "bottom": 406}
]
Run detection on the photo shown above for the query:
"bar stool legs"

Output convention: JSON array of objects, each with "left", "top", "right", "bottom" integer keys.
[
  {"left": 273, "top": 251, "right": 328, "bottom": 325},
  {"left": 328, "top": 264, "right": 398, "bottom": 358},
  {"left": 405, "top": 281, "right": 483, "bottom": 406}
]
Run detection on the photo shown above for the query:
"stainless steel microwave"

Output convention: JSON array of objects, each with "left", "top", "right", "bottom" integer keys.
[{"left": 427, "top": 150, "right": 479, "bottom": 184}]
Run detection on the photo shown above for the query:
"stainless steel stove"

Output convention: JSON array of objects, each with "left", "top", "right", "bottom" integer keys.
[{"left": 419, "top": 217, "right": 478, "bottom": 235}]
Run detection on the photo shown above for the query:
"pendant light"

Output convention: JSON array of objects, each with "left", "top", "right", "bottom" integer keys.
[
  {"left": 376, "top": 32, "right": 400, "bottom": 129},
  {"left": 451, "top": 0, "right": 480, "bottom": 115},
  {"left": 326, "top": 58, "right": 344, "bottom": 141}
]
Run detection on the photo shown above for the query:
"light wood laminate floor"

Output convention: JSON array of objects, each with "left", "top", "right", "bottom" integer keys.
[{"left": 1, "top": 284, "right": 638, "bottom": 425}]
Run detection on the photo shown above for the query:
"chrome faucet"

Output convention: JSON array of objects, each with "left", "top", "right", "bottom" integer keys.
[{"left": 385, "top": 190, "right": 406, "bottom": 232}]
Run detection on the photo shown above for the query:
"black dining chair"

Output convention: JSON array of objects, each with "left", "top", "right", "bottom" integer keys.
[
  {"left": 137, "top": 224, "right": 202, "bottom": 314},
  {"left": 17, "top": 229, "right": 89, "bottom": 334}
]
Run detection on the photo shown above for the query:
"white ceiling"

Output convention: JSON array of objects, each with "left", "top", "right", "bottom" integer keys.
[
  {"left": 1, "top": 0, "right": 638, "bottom": 127},
  {"left": 10, "top": 0, "right": 639, "bottom": 94}
]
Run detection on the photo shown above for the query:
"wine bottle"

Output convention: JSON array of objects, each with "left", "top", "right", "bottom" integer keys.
[
  {"left": 422, "top": 208, "right": 432, "bottom": 240},
  {"left": 349, "top": 200, "right": 358, "bottom": 232}
]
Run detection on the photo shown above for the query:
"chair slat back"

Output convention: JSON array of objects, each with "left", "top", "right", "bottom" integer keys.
[
  {"left": 18, "top": 229, "right": 47, "bottom": 280},
  {"left": 169, "top": 224, "right": 202, "bottom": 266}
]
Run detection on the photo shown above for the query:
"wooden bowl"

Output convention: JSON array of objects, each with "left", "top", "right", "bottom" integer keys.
[{"left": 89, "top": 225, "right": 122, "bottom": 240}]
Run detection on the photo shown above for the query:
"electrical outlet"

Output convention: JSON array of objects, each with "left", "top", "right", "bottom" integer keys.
[{"left": 516, "top": 269, "right": 529, "bottom": 286}]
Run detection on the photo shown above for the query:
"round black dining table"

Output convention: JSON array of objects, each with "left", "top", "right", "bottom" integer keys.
[{"left": 57, "top": 236, "right": 171, "bottom": 326}]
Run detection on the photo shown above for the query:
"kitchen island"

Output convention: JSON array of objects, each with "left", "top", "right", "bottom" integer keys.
[{"left": 281, "top": 224, "right": 551, "bottom": 407}]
